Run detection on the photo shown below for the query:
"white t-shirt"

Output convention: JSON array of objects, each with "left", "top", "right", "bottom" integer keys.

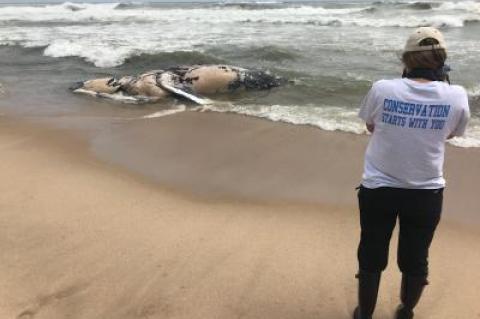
[{"left": 359, "top": 78, "right": 470, "bottom": 189}]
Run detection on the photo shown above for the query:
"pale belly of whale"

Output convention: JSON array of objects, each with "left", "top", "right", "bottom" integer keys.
[{"left": 71, "top": 65, "right": 286, "bottom": 105}]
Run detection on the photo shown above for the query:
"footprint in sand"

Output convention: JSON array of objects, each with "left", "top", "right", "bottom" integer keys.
[
  {"left": 16, "top": 283, "right": 88, "bottom": 319},
  {"left": 17, "top": 310, "right": 35, "bottom": 319}
]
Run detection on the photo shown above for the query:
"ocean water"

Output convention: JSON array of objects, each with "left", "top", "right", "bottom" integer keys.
[{"left": 0, "top": 0, "right": 479, "bottom": 147}]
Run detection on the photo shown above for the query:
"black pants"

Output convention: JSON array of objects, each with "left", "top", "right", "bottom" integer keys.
[{"left": 357, "top": 186, "right": 443, "bottom": 276}]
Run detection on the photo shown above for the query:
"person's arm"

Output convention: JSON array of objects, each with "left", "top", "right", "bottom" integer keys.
[
  {"left": 448, "top": 90, "right": 470, "bottom": 139},
  {"left": 359, "top": 83, "right": 379, "bottom": 133}
]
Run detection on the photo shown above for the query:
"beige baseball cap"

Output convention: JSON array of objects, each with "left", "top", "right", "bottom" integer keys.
[{"left": 404, "top": 27, "right": 447, "bottom": 52}]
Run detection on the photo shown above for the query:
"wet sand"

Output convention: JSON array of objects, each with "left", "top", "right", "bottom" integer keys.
[
  {"left": 1, "top": 114, "right": 479, "bottom": 319},
  {"left": 91, "top": 111, "right": 480, "bottom": 226}
]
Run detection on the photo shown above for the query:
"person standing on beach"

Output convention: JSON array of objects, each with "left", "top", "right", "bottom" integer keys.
[{"left": 353, "top": 27, "right": 470, "bottom": 319}]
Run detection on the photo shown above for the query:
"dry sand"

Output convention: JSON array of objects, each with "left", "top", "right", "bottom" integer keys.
[{"left": 1, "top": 114, "right": 479, "bottom": 319}]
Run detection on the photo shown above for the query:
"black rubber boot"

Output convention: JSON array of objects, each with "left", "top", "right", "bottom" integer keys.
[
  {"left": 353, "top": 271, "right": 381, "bottom": 319},
  {"left": 394, "top": 274, "right": 428, "bottom": 319}
]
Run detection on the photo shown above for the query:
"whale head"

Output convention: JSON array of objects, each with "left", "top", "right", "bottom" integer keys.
[{"left": 70, "top": 77, "right": 121, "bottom": 94}]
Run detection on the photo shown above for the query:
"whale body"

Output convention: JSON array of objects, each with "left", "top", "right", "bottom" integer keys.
[{"left": 71, "top": 65, "right": 287, "bottom": 104}]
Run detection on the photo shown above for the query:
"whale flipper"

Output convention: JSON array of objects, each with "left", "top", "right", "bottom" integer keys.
[
  {"left": 73, "top": 88, "right": 156, "bottom": 104},
  {"left": 157, "top": 72, "right": 213, "bottom": 106}
]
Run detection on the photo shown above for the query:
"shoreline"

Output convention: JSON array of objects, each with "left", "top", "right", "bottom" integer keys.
[
  {"left": 3, "top": 111, "right": 480, "bottom": 227},
  {"left": 1, "top": 114, "right": 480, "bottom": 319},
  {"left": 89, "top": 110, "right": 480, "bottom": 227}
]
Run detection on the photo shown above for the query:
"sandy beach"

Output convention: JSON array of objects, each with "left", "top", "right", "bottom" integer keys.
[
  {"left": 1, "top": 113, "right": 479, "bottom": 319},
  {"left": 1, "top": 0, "right": 479, "bottom": 317}
]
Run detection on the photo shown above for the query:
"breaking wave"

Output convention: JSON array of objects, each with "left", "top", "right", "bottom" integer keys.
[
  {"left": 201, "top": 102, "right": 480, "bottom": 148},
  {"left": 372, "top": 1, "right": 480, "bottom": 12},
  {"left": 214, "top": 1, "right": 290, "bottom": 10},
  {"left": 61, "top": 2, "right": 87, "bottom": 11},
  {"left": 467, "top": 84, "right": 480, "bottom": 99},
  {"left": 438, "top": 1, "right": 480, "bottom": 12},
  {"left": 239, "top": 16, "right": 472, "bottom": 28},
  {"left": 0, "top": 1, "right": 479, "bottom": 148},
  {"left": 0, "top": 1, "right": 476, "bottom": 30},
  {"left": 1, "top": 0, "right": 479, "bottom": 69},
  {"left": 42, "top": 43, "right": 226, "bottom": 68},
  {"left": 405, "top": 2, "right": 437, "bottom": 10},
  {"left": 204, "top": 103, "right": 366, "bottom": 134}
]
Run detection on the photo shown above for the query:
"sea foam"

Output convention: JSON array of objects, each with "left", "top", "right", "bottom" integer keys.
[
  {"left": 202, "top": 103, "right": 480, "bottom": 148},
  {"left": 1, "top": 1, "right": 478, "bottom": 148},
  {"left": 1, "top": 0, "right": 479, "bottom": 67},
  {"left": 467, "top": 84, "right": 480, "bottom": 98},
  {"left": 1, "top": 1, "right": 478, "bottom": 67}
]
